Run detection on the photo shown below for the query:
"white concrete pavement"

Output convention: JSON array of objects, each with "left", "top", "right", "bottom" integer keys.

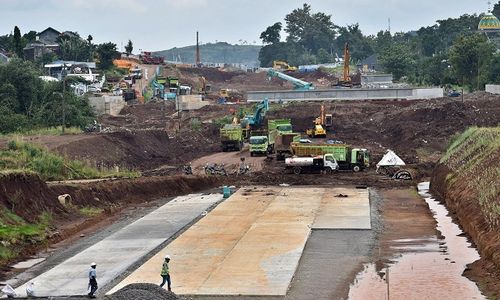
[{"left": 14, "top": 193, "right": 223, "bottom": 297}]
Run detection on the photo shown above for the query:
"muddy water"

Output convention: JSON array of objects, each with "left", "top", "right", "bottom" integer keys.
[{"left": 348, "top": 182, "right": 485, "bottom": 300}]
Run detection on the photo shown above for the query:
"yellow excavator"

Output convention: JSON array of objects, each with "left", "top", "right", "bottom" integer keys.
[
  {"left": 306, "top": 105, "right": 332, "bottom": 138},
  {"left": 273, "top": 60, "right": 297, "bottom": 72}
]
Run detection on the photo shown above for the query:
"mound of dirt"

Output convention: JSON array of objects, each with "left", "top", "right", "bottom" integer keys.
[
  {"left": 109, "top": 283, "right": 178, "bottom": 300},
  {"left": 0, "top": 172, "right": 64, "bottom": 222}
]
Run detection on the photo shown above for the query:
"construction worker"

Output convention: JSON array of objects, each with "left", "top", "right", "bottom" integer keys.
[
  {"left": 159, "top": 255, "right": 171, "bottom": 291},
  {"left": 88, "top": 262, "right": 98, "bottom": 298}
]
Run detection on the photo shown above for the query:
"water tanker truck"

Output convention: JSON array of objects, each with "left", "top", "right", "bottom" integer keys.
[
  {"left": 285, "top": 154, "right": 339, "bottom": 174},
  {"left": 290, "top": 142, "right": 370, "bottom": 172}
]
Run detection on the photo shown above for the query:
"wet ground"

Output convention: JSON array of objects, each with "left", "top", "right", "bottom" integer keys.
[{"left": 348, "top": 183, "right": 484, "bottom": 300}]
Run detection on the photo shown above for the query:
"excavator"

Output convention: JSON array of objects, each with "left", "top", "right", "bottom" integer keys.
[
  {"left": 273, "top": 60, "right": 297, "bottom": 72},
  {"left": 267, "top": 69, "right": 314, "bottom": 90},
  {"left": 336, "top": 42, "right": 361, "bottom": 87},
  {"left": 306, "top": 105, "right": 332, "bottom": 138}
]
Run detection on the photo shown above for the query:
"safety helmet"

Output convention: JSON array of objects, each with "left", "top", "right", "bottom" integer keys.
[
  {"left": 91, "top": 262, "right": 97, "bottom": 266},
  {"left": 165, "top": 255, "right": 170, "bottom": 259}
]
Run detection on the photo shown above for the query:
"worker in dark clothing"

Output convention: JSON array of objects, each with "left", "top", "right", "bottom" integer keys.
[
  {"left": 88, "top": 262, "right": 98, "bottom": 298},
  {"left": 159, "top": 255, "right": 172, "bottom": 291}
]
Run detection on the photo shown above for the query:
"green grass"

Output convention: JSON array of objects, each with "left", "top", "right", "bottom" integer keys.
[
  {"left": 0, "top": 126, "right": 82, "bottom": 137},
  {"left": 79, "top": 207, "right": 104, "bottom": 217},
  {"left": 441, "top": 127, "right": 500, "bottom": 229},
  {"left": 0, "top": 140, "right": 140, "bottom": 181}
]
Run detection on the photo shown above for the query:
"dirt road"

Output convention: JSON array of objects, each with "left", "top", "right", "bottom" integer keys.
[{"left": 191, "top": 146, "right": 266, "bottom": 174}]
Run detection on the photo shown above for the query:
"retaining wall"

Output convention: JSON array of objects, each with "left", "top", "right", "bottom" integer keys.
[
  {"left": 246, "top": 87, "right": 443, "bottom": 102},
  {"left": 485, "top": 84, "right": 500, "bottom": 94},
  {"left": 88, "top": 95, "right": 126, "bottom": 116}
]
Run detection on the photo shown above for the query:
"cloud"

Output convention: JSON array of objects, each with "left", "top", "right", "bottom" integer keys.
[
  {"left": 54, "top": 0, "right": 148, "bottom": 13},
  {"left": 166, "top": 0, "right": 208, "bottom": 9}
]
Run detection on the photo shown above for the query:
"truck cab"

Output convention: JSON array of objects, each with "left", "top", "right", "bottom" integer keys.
[
  {"left": 351, "top": 148, "right": 370, "bottom": 172},
  {"left": 249, "top": 136, "right": 268, "bottom": 156}
]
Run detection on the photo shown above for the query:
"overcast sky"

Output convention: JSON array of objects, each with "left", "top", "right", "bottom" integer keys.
[{"left": 0, "top": 0, "right": 487, "bottom": 52}]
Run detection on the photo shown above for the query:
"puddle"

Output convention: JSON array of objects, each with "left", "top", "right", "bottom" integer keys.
[{"left": 348, "top": 182, "right": 485, "bottom": 300}]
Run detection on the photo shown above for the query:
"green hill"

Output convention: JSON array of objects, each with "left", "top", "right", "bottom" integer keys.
[{"left": 154, "top": 42, "right": 261, "bottom": 66}]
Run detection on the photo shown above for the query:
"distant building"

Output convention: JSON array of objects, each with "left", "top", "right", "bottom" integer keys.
[
  {"left": 478, "top": 12, "right": 500, "bottom": 49},
  {"left": 0, "top": 52, "right": 9, "bottom": 64},
  {"left": 359, "top": 54, "right": 380, "bottom": 73},
  {"left": 37, "top": 27, "right": 61, "bottom": 44},
  {"left": 44, "top": 60, "right": 97, "bottom": 81}
]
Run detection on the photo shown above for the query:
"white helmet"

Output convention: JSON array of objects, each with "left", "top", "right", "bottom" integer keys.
[
  {"left": 91, "top": 262, "right": 97, "bottom": 266},
  {"left": 164, "top": 255, "right": 170, "bottom": 259}
]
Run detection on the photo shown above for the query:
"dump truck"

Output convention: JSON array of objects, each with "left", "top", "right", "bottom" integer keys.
[
  {"left": 285, "top": 154, "right": 339, "bottom": 174},
  {"left": 220, "top": 124, "right": 244, "bottom": 152},
  {"left": 267, "top": 119, "right": 300, "bottom": 160},
  {"left": 249, "top": 135, "right": 268, "bottom": 156},
  {"left": 290, "top": 143, "right": 370, "bottom": 172}
]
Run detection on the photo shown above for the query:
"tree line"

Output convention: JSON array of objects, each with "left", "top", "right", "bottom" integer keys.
[{"left": 259, "top": 3, "right": 500, "bottom": 90}]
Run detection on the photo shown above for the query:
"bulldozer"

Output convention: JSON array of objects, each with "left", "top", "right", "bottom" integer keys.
[
  {"left": 306, "top": 105, "right": 332, "bottom": 138},
  {"left": 272, "top": 60, "right": 297, "bottom": 72}
]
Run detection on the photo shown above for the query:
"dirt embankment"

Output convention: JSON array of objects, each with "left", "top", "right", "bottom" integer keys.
[
  {"left": 430, "top": 127, "right": 500, "bottom": 298},
  {"left": 0, "top": 172, "right": 221, "bottom": 277}
]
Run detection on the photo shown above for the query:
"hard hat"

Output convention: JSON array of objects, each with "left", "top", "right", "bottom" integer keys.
[
  {"left": 91, "top": 262, "right": 97, "bottom": 266},
  {"left": 165, "top": 255, "right": 170, "bottom": 259}
]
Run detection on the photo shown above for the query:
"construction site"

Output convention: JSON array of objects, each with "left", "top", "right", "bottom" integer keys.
[
  {"left": 0, "top": 55, "right": 499, "bottom": 299},
  {"left": 0, "top": 11, "right": 500, "bottom": 298}
]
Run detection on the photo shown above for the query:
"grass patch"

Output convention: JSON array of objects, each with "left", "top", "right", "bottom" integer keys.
[
  {"left": 0, "top": 140, "right": 140, "bottom": 181},
  {"left": 441, "top": 126, "right": 500, "bottom": 229},
  {"left": 0, "top": 126, "right": 82, "bottom": 137},
  {"left": 79, "top": 206, "right": 104, "bottom": 217}
]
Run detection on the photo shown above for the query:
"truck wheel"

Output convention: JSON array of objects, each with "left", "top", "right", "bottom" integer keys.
[
  {"left": 325, "top": 168, "right": 333, "bottom": 174},
  {"left": 293, "top": 167, "right": 302, "bottom": 174},
  {"left": 353, "top": 165, "right": 361, "bottom": 172}
]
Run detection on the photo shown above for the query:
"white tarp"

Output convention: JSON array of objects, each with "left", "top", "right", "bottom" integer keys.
[{"left": 377, "top": 150, "right": 406, "bottom": 167}]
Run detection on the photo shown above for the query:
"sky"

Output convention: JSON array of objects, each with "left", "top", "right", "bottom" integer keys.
[{"left": 0, "top": 0, "right": 488, "bottom": 52}]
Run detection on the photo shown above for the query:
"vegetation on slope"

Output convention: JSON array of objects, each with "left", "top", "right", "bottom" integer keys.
[
  {"left": 439, "top": 127, "right": 500, "bottom": 229},
  {"left": 0, "top": 140, "right": 140, "bottom": 181}
]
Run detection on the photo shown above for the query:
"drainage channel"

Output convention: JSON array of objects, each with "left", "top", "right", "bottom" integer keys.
[{"left": 347, "top": 182, "right": 485, "bottom": 300}]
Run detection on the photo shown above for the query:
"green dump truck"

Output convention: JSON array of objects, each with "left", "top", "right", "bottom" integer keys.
[
  {"left": 220, "top": 124, "right": 244, "bottom": 152},
  {"left": 290, "top": 143, "right": 370, "bottom": 172},
  {"left": 267, "top": 119, "right": 300, "bottom": 159}
]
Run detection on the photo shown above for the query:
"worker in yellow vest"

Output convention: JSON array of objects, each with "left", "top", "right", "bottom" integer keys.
[{"left": 159, "top": 255, "right": 171, "bottom": 291}]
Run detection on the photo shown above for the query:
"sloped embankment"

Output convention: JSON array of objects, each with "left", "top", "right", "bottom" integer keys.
[
  {"left": 430, "top": 127, "right": 500, "bottom": 296},
  {"left": 0, "top": 172, "right": 220, "bottom": 273}
]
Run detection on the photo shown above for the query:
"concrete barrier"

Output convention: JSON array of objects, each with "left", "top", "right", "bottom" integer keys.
[
  {"left": 486, "top": 84, "right": 500, "bottom": 94},
  {"left": 247, "top": 87, "right": 443, "bottom": 102},
  {"left": 88, "top": 95, "right": 126, "bottom": 116}
]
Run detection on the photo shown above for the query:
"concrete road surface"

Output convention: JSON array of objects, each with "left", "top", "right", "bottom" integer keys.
[
  {"left": 14, "top": 193, "right": 222, "bottom": 297},
  {"left": 111, "top": 186, "right": 371, "bottom": 296}
]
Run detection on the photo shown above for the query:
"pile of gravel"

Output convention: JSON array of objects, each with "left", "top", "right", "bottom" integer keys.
[{"left": 107, "top": 283, "right": 178, "bottom": 300}]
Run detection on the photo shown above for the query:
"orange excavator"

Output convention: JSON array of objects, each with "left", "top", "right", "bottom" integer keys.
[{"left": 337, "top": 42, "right": 361, "bottom": 87}]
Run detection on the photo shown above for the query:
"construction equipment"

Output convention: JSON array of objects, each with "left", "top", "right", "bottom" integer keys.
[
  {"left": 199, "top": 76, "right": 211, "bottom": 94},
  {"left": 273, "top": 60, "right": 297, "bottom": 72},
  {"left": 241, "top": 98, "right": 269, "bottom": 129},
  {"left": 306, "top": 105, "right": 332, "bottom": 137},
  {"left": 285, "top": 154, "right": 339, "bottom": 174},
  {"left": 249, "top": 134, "right": 269, "bottom": 156},
  {"left": 336, "top": 42, "right": 361, "bottom": 87},
  {"left": 267, "top": 119, "right": 295, "bottom": 156},
  {"left": 267, "top": 69, "right": 314, "bottom": 90},
  {"left": 273, "top": 133, "right": 301, "bottom": 160},
  {"left": 140, "top": 51, "right": 164, "bottom": 64},
  {"left": 220, "top": 124, "right": 244, "bottom": 152},
  {"left": 290, "top": 143, "right": 370, "bottom": 172}
]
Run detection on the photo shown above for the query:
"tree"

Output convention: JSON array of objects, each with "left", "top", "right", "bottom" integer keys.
[
  {"left": 13, "top": 26, "right": 23, "bottom": 58},
  {"left": 284, "top": 4, "right": 337, "bottom": 54},
  {"left": 260, "top": 22, "right": 282, "bottom": 44},
  {"left": 449, "top": 34, "right": 495, "bottom": 90},
  {"left": 58, "top": 35, "right": 92, "bottom": 61},
  {"left": 336, "top": 24, "right": 374, "bottom": 61},
  {"left": 317, "top": 48, "right": 331, "bottom": 63},
  {"left": 379, "top": 43, "right": 416, "bottom": 81},
  {"left": 96, "top": 42, "right": 119, "bottom": 70},
  {"left": 493, "top": 1, "right": 500, "bottom": 18},
  {"left": 125, "top": 39, "right": 133, "bottom": 56}
]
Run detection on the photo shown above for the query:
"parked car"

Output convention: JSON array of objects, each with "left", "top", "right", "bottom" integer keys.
[{"left": 448, "top": 90, "right": 461, "bottom": 97}]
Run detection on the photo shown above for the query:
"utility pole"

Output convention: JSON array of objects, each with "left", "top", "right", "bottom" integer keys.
[
  {"left": 196, "top": 31, "right": 201, "bottom": 67},
  {"left": 61, "top": 64, "right": 67, "bottom": 134}
]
